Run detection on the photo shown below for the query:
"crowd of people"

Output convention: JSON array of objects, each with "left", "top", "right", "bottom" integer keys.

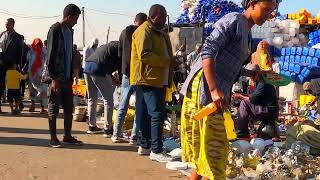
[
  {"left": 0, "top": 0, "right": 281, "bottom": 179},
  {"left": 0, "top": 3, "right": 197, "bottom": 160}
]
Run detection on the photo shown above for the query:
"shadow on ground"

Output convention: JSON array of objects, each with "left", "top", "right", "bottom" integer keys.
[
  {"left": 0, "top": 110, "right": 66, "bottom": 119},
  {"left": 0, "top": 136, "right": 137, "bottom": 152},
  {"left": 0, "top": 127, "right": 86, "bottom": 135}
]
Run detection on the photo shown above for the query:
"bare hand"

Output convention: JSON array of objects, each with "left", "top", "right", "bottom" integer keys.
[
  {"left": 112, "top": 75, "right": 120, "bottom": 87},
  {"left": 210, "top": 89, "right": 227, "bottom": 111},
  {"left": 232, "top": 93, "right": 241, "bottom": 100},
  {"left": 51, "top": 80, "right": 60, "bottom": 92}
]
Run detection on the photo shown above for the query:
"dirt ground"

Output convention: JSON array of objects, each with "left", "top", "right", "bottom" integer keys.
[{"left": 0, "top": 104, "right": 185, "bottom": 180}]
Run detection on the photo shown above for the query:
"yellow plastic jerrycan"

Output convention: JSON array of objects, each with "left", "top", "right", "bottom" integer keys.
[
  {"left": 223, "top": 111, "right": 237, "bottom": 141},
  {"left": 194, "top": 102, "right": 218, "bottom": 121},
  {"left": 194, "top": 103, "right": 237, "bottom": 140},
  {"left": 260, "top": 52, "right": 272, "bottom": 71}
]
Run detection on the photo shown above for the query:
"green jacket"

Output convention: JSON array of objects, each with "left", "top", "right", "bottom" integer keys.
[{"left": 130, "top": 21, "right": 173, "bottom": 88}]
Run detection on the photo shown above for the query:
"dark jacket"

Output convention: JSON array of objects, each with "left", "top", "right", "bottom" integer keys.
[
  {"left": 250, "top": 81, "right": 279, "bottom": 110},
  {"left": 0, "top": 31, "right": 23, "bottom": 67},
  {"left": 42, "top": 22, "right": 74, "bottom": 84},
  {"left": 73, "top": 48, "right": 82, "bottom": 71},
  {"left": 118, "top": 25, "right": 137, "bottom": 77},
  {"left": 86, "top": 41, "right": 121, "bottom": 77},
  {"left": 21, "top": 43, "right": 30, "bottom": 73}
]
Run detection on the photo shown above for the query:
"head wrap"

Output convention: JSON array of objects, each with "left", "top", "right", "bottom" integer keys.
[
  {"left": 31, "top": 38, "right": 43, "bottom": 76},
  {"left": 241, "top": 0, "right": 281, "bottom": 9}
]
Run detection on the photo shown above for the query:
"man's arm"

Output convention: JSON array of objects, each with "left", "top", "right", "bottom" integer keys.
[
  {"left": 186, "top": 53, "right": 192, "bottom": 67},
  {"left": 201, "top": 16, "right": 240, "bottom": 109},
  {"left": 232, "top": 93, "right": 250, "bottom": 102},
  {"left": 46, "top": 27, "right": 59, "bottom": 80},
  {"left": 118, "top": 29, "right": 125, "bottom": 60},
  {"left": 16, "top": 34, "right": 23, "bottom": 68}
]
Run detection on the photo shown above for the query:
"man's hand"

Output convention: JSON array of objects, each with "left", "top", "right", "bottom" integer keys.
[
  {"left": 51, "top": 80, "right": 60, "bottom": 92},
  {"left": 232, "top": 92, "right": 250, "bottom": 102},
  {"left": 232, "top": 93, "right": 242, "bottom": 100},
  {"left": 210, "top": 89, "right": 227, "bottom": 111},
  {"left": 112, "top": 75, "right": 120, "bottom": 87}
]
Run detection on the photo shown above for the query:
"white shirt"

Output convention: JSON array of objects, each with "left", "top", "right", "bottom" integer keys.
[
  {"left": 82, "top": 47, "right": 96, "bottom": 68},
  {"left": 0, "top": 31, "right": 9, "bottom": 53}
]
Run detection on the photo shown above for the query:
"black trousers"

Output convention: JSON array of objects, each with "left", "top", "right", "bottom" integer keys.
[
  {"left": 48, "top": 82, "right": 74, "bottom": 139},
  {"left": 0, "top": 65, "right": 6, "bottom": 98},
  {"left": 20, "top": 80, "right": 26, "bottom": 98}
]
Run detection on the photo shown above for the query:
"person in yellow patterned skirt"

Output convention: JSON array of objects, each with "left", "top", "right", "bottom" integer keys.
[{"left": 180, "top": 0, "right": 279, "bottom": 179}]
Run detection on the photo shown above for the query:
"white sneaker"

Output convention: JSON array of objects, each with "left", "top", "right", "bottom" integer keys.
[
  {"left": 111, "top": 136, "right": 127, "bottom": 143},
  {"left": 149, "top": 151, "right": 173, "bottom": 163},
  {"left": 137, "top": 146, "right": 151, "bottom": 156},
  {"left": 129, "top": 138, "right": 137, "bottom": 145}
]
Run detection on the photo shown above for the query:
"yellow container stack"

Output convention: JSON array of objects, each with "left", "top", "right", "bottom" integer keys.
[
  {"left": 299, "top": 95, "right": 316, "bottom": 107},
  {"left": 288, "top": 9, "right": 317, "bottom": 25}
]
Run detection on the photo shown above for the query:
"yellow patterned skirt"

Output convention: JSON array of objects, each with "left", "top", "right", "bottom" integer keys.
[{"left": 180, "top": 70, "right": 228, "bottom": 180}]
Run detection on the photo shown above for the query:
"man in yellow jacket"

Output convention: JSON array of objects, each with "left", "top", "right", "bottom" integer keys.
[{"left": 130, "top": 4, "right": 173, "bottom": 163}]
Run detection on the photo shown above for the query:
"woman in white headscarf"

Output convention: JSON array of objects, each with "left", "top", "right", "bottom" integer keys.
[{"left": 83, "top": 38, "right": 99, "bottom": 68}]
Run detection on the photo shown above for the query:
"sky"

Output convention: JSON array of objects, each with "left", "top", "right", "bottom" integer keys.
[{"left": 0, "top": 0, "right": 319, "bottom": 47}]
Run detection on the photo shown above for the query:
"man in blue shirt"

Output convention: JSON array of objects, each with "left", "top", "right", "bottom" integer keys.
[
  {"left": 43, "top": 4, "right": 82, "bottom": 148},
  {"left": 62, "top": 27, "right": 72, "bottom": 80}
]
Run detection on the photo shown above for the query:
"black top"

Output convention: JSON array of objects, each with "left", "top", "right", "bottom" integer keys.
[
  {"left": 21, "top": 43, "right": 30, "bottom": 70},
  {"left": 118, "top": 25, "right": 137, "bottom": 77},
  {"left": 86, "top": 41, "right": 121, "bottom": 77},
  {"left": 0, "top": 31, "right": 23, "bottom": 67},
  {"left": 43, "top": 22, "right": 74, "bottom": 83},
  {"left": 250, "top": 82, "right": 278, "bottom": 109}
]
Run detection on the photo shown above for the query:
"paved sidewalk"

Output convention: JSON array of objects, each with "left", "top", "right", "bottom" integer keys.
[{"left": 0, "top": 105, "right": 184, "bottom": 180}]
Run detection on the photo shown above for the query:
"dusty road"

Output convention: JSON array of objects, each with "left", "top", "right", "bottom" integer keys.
[{"left": 0, "top": 105, "right": 185, "bottom": 180}]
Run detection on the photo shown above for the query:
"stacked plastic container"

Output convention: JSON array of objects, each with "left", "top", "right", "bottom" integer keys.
[
  {"left": 176, "top": 9, "right": 191, "bottom": 24},
  {"left": 308, "top": 30, "right": 320, "bottom": 47},
  {"left": 175, "top": 0, "right": 243, "bottom": 36},
  {"left": 280, "top": 47, "right": 320, "bottom": 84},
  {"left": 251, "top": 19, "right": 309, "bottom": 50}
]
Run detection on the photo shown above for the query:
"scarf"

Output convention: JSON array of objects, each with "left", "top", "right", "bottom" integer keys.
[{"left": 31, "top": 38, "right": 43, "bottom": 76}]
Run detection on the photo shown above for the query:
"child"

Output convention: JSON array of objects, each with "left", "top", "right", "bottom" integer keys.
[{"left": 5, "top": 64, "right": 27, "bottom": 115}]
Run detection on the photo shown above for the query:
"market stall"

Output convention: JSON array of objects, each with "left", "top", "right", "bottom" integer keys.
[{"left": 164, "top": 0, "right": 320, "bottom": 179}]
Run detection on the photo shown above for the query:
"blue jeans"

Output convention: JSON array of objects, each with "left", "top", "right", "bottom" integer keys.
[
  {"left": 113, "top": 75, "right": 138, "bottom": 138},
  {"left": 135, "top": 85, "right": 165, "bottom": 153}
]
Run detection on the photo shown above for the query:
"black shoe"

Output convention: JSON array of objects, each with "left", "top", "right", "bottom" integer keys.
[
  {"left": 103, "top": 128, "right": 113, "bottom": 138},
  {"left": 49, "top": 139, "right": 62, "bottom": 148},
  {"left": 11, "top": 110, "right": 18, "bottom": 115},
  {"left": 63, "top": 136, "right": 83, "bottom": 145},
  {"left": 15, "top": 109, "right": 21, "bottom": 114},
  {"left": 19, "top": 103, "right": 24, "bottom": 112},
  {"left": 86, "top": 126, "right": 103, "bottom": 134},
  {"left": 29, "top": 105, "right": 35, "bottom": 112}
]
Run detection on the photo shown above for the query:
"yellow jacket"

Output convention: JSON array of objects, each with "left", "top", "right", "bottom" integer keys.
[
  {"left": 6, "top": 69, "right": 27, "bottom": 89},
  {"left": 130, "top": 21, "right": 173, "bottom": 88}
]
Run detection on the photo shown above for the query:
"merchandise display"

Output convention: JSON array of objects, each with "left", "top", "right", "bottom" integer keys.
[
  {"left": 280, "top": 47, "right": 320, "bottom": 84},
  {"left": 175, "top": 0, "right": 243, "bottom": 36},
  {"left": 287, "top": 9, "right": 319, "bottom": 25}
]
